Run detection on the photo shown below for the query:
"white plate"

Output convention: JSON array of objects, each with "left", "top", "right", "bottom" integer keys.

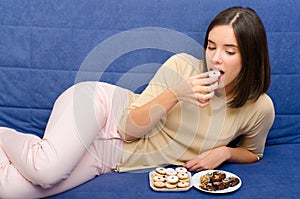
[
  {"left": 149, "top": 171, "right": 192, "bottom": 192},
  {"left": 192, "top": 170, "right": 242, "bottom": 193}
]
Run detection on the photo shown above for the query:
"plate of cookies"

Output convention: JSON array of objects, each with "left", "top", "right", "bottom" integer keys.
[
  {"left": 192, "top": 170, "right": 242, "bottom": 193},
  {"left": 149, "top": 167, "right": 192, "bottom": 191}
]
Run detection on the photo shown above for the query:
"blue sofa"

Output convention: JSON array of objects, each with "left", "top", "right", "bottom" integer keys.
[{"left": 1, "top": 0, "right": 299, "bottom": 198}]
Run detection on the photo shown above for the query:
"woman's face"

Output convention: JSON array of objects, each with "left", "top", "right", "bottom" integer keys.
[{"left": 205, "top": 25, "right": 242, "bottom": 96}]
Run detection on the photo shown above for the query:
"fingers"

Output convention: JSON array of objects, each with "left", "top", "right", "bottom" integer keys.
[
  {"left": 183, "top": 159, "right": 197, "bottom": 171},
  {"left": 189, "top": 74, "right": 219, "bottom": 94},
  {"left": 195, "top": 92, "right": 212, "bottom": 107},
  {"left": 184, "top": 148, "right": 227, "bottom": 172},
  {"left": 194, "top": 82, "right": 218, "bottom": 106},
  {"left": 184, "top": 158, "right": 207, "bottom": 172},
  {"left": 194, "top": 71, "right": 216, "bottom": 79},
  {"left": 170, "top": 72, "right": 219, "bottom": 107},
  {"left": 208, "top": 81, "right": 219, "bottom": 92},
  {"left": 188, "top": 74, "right": 219, "bottom": 107},
  {"left": 190, "top": 75, "right": 219, "bottom": 88}
]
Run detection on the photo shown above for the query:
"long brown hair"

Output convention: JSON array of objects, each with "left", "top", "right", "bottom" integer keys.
[{"left": 204, "top": 7, "right": 271, "bottom": 108}]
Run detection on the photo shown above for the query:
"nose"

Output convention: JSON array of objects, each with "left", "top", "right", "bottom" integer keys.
[{"left": 211, "top": 50, "right": 222, "bottom": 64}]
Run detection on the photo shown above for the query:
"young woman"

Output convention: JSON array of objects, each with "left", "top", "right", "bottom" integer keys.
[{"left": 0, "top": 6, "right": 274, "bottom": 198}]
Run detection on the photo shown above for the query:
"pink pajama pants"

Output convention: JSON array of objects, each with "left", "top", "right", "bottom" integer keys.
[{"left": 0, "top": 82, "right": 131, "bottom": 198}]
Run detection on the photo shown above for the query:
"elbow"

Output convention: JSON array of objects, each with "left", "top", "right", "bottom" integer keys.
[
  {"left": 123, "top": 133, "right": 138, "bottom": 142},
  {"left": 118, "top": 128, "right": 138, "bottom": 142},
  {"left": 255, "top": 154, "right": 262, "bottom": 162}
]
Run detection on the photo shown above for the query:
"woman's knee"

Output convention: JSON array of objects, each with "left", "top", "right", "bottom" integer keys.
[
  {"left": 0, "top": 162, "right": 39, "bottom": 198},
  {"left": 31, "top": 168, "right": 71, "bottom": 189},
  {"left": 23, "top": 144, "right": 73, "bottom": 189}
]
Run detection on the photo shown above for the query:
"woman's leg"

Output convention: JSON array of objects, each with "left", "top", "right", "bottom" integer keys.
[
  {"left": 0, "top": 145, "right": 39, "bottom": 199},
  {"left": 0, "top": 82, "right": 103, "bottom": 188},
  {"left": 0, "top": 81, "right": 131, "bottom": 193},
  {"left": 0, "top": 141, "right": 120, "bottom": 199}
]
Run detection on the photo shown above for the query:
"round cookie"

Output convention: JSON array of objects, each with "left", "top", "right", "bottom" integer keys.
[
  {"left": 165, "top": 168, "right": 177, "bottom": 176},
  {"left": 155, "top": 167, "right": 166, "bottom": 175},
  {"left": 166, "top": 175, "right": 179, "bottom": 184},
  {"left": 165, "top": 182, "right": 177, "bottom": 189},
  {"left": 208, "top": 70, "right": 221, "bottom": 78},
  {"left": 177, "top": 181, "right": 190, "bottom": 188},
  {"left": 153, "top": 181, "right": 165, "bottom": 188},
  {"left": 177, "top": 172, "right": 189, "bottom": 181},
  {"left": 153, "top": 175, "right": 166, "bottom": 182},
  {"left": 175, "top": 167, "right": 187, "bottom": 173}
]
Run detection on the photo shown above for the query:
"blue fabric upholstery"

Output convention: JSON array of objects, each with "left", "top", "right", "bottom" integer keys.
[{"left": 0, "top": 0, "right": 299, "bottom": 198}]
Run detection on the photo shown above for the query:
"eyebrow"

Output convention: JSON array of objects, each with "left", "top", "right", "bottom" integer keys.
[{"left": 208, "top": 39, "right": 238, "bottom": 48}]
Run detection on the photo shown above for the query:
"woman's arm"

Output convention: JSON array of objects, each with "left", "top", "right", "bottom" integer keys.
[
  {"left": 124, "top": 88, "right": 178, "bottom": 141},
  {"left": 184, "top": 146, "right": 258, "bottom": 172},
  {"left": 124, "top": 73, "right": 219, "bottom": 142},
  {"left": 184, "top": 94, "right": 275, "bottom": 171},
  {"left": 226, "top": 146, "right": 260, "bottom": 162}
]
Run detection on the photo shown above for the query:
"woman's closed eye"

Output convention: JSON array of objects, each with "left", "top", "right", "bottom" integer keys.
[
  {"left": 226, "top": 51, "right": 236, "bottom": 55},
  {"left": 207, "top": 46, "right": 216, "bottom": 51}
]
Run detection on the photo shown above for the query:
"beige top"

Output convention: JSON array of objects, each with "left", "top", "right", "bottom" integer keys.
[{"left": 117, "top": 53, "right": 275, "bottom": 172}]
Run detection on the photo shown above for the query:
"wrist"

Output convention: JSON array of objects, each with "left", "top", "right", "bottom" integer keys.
[
  {"left": 167, "top": 88, "right": 179, "bottom": 103},
  {"left": 222, "top": 146, "right": 232, "bottom": 161}
]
